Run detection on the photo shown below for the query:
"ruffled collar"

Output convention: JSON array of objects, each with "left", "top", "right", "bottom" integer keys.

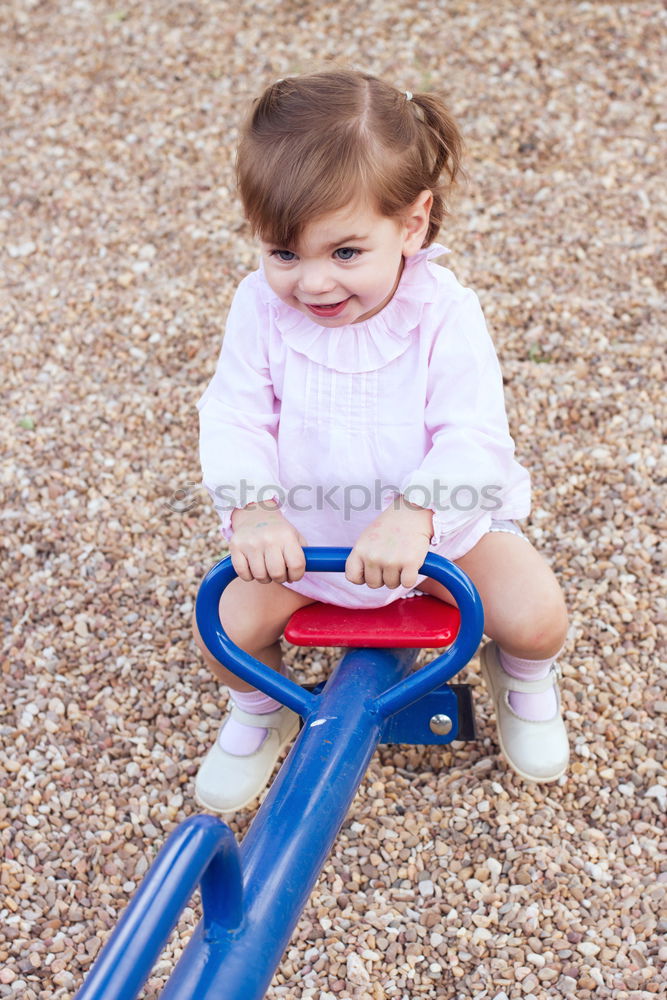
[{"left": 258, "top": 243, "right": 449, "bottom": 373}]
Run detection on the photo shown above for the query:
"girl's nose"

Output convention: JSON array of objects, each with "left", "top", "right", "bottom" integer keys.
[{"left": 297, "top": 261, "right": 336, "bottom": 296}]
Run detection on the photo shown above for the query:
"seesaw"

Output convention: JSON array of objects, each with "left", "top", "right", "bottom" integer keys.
[{"left": 73, "top": 546, "right": 484, "bottom": 999}]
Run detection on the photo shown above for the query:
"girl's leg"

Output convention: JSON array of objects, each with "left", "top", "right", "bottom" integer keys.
[
  {"left": 417, "top": 531, "right": 568, "bottom": 656},
  {"left": 192, "top": 577, "right": 317, "bottom": 690},
  {"left": 417, "top": 532, "right": 569, "bottom": 782}
]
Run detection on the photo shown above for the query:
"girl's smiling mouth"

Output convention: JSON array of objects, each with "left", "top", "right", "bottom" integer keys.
[{"left": 305, "top": 298, "right": 350, "bottom": 318}]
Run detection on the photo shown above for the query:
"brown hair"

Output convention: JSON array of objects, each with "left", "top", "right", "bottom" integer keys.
[{"left": 236, "top": 70, "right": 463, "bottom": 248}]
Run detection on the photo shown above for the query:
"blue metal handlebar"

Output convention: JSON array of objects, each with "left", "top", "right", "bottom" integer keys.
[
  {"left": 74, "top": 815, "right": 243, "bottom": 1000},
  {"left": 195, "top": 546, "right": 484, "bottom": 720}
]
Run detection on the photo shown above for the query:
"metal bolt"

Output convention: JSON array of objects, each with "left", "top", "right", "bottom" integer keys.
[{"left": 429, "top": 714, "right": 453, "bottom": 736}]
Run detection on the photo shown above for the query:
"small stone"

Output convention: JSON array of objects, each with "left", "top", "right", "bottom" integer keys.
[
  {"left": 645, "top": 785, "right": 667, "bottom": 808},
  {"left": 53, "top": 971, "right": 75, "bottom": 989},
  {"left": 578, "top": 941, "right": 601, "bottom": 957},
  {"left": 346, "top": 953, "right": 370, "bottom": 986},
  {"left": 472, "top": 927, "right": 492, "bottom": 943},
  {"left": 486, "top": 857, "right": 502, "bottom": 878},
  {"left": 7, "top": 240, "right": 37, "bottom": 258}
]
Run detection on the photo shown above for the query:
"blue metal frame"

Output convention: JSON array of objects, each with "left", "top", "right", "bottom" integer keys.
[
  {"left": 74, "top": 547, "right": 484, "bottom": 1000},
  {"left": 74, "top": 815, "right": 243, "bottom": 1000},
  {"left": 194, "top": 547, "right": 483, "bottom": 721},
  {"left": 381, "top": 682, "right": 461, "bottom": 743}
]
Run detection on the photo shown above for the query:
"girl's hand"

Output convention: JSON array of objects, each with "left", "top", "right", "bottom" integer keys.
[
  {"left": 346, "top": 496, "right": 434, "bottom": 590},
  {"left": 229, "top": 501, "right": 308, "bottom": 584}
]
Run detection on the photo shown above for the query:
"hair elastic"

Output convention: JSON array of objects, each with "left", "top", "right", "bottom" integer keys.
[{"left": 405, "top": 91, "right": 413, "bottom": 101}]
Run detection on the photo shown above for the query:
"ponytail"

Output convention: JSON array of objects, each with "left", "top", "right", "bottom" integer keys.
[{"left": 408, "top": 93, "right": 463, "bottom": 244}]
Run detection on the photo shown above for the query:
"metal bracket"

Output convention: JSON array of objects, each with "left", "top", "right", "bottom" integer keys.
[{"left": 380, "top": 684, "right": 477, "bottom": 745}]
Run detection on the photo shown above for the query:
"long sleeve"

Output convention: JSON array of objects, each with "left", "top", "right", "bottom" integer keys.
[
  {"left": 197, "top": 276, "right": 284, "bottom": 539},
  {"left": 400, "top": 289, "right": 530, "bottom": 541}
]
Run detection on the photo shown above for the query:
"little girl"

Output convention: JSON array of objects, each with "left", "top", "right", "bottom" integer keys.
[{"left": 193, "top": 70, "right": 569, "bottom": 814}]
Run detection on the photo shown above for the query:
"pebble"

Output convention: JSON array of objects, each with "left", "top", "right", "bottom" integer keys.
[
  {"left": 486, "top": 857, "right": 503, "bottom": 878},
  {"left": 346, "top": 954, "right": 370, "bottom": 986},
  {"left": 578, "top": 941, "right": 602, "bottom": 957},
  {"left": 2, "top": 2, "right": 665, "bottom": 999}
]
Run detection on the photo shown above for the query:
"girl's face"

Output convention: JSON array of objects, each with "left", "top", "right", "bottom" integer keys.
[{"left": 260, "top": 192, "right": 432, "bottom": 327}]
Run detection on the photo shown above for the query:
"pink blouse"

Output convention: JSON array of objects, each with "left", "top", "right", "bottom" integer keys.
[{"left": 198, "top": 244, "right": 530, "bottom": 608}]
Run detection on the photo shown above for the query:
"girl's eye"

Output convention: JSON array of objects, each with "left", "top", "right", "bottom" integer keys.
[
  {"left": 270, "top": 249, "right": 297, "bottom": 263},
  {"left": 334, "top": 247, "right": 360, "bottom": 261}
]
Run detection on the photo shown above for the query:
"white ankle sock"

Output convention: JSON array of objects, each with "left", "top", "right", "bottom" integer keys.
[
  {"left": 498, "top": 648, "right": 559, "bottom": 722},
  {"left": 218, "top": 686, "right": 282, "bottom": 756}
]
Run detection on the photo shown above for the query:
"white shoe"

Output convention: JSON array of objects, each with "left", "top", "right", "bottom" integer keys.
[
  {"left": 195, "top": 704, "right": 300, "bottom": 814},
  {"left": 479, "top": 641, "right": 569, "bottom": 783}
]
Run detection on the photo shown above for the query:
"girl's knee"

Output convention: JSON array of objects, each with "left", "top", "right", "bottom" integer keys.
[
  {"left": 218, "top": 580, "right": 291, "bottom": 651},
  {"left": 508, "top": 594, "right": 569, "bottom": 659},
  {"left": 191, "top": 588, "right": 266, "bottom": 656}
]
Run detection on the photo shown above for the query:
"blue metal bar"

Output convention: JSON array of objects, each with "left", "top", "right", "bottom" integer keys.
[
  {"left": 159, "top": 643, "right": 420, "bottom": 1000},
  {"left": 373, "top": 552, "right": 484, "bottom": 719},
  {"left": 195, "top": 556, "right": 318, "bottom": 718},
  {"left": 73, "top": 815, "right": 243, "bottom": 1000},
  {"left": 195, "top": 547, "right": 484, "bottom": 722}
]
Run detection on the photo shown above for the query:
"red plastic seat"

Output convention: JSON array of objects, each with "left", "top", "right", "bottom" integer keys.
[{"left": 284, "top": 596, "right": 460, "bottom": 649}]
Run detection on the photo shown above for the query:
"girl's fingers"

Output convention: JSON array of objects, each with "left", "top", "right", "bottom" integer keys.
[
  {"left": 245, "top": 548, "right": 273, "bottom": 583},
  {"left": 236, "top": 531, "right": 422, "bottom": 589},
  {"left": 230, "top": 523, "right": 308, "bottom": 585},
  {"left": 400, "top": 566, "right": 419, "bottom": 589},
  {"left": 382, "top": 568, "right": 402, "bottom": 590},
  {"left": 230, "top": 549, "right": 253, "bottom": 583},
  {"left": 263, "top": 545, "right": 290, "bottom": 583},
  {"left": 347, "top": 550, "right": 421, "bottom": 590},
  {"left": 362, "top": 562, "right": 385, "bottom": 589},
  {"left": 345, "top": 550, "right": 365, "bottom": 585},
  {"left": 284, "top": 540, "right": 307, "bottom": 582}
]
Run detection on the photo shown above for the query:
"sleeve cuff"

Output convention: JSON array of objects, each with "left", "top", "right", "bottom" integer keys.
[{"left": 381, "top": 488, "right": 448, "bottom": 547}]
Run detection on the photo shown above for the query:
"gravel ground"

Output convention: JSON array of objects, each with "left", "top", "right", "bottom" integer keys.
[{"left": 1, "top": 1, "right": 665, "bottom": 998}]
